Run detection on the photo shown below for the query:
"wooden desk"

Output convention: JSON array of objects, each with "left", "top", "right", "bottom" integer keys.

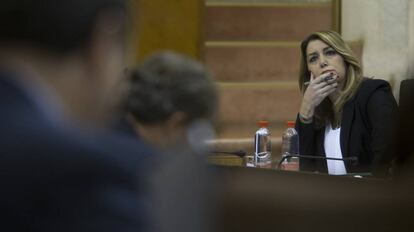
[
  {"left": 210, "top": 166, "right": 414, "bottom": 232},
  {"left": 207, "top": 137, "right": 282, "bottom": 166}
]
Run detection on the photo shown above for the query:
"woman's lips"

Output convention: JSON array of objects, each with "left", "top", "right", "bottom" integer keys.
[{"left": 322, "top": 70, "right": 336, "bottom": 75}]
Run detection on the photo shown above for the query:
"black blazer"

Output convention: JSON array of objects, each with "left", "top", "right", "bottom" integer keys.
[
  {"left": 0, "top": 71, "right": 156, "bottom": 231},
  {"left": 296, "top": 78, "right": 398, "bottom": 175}
]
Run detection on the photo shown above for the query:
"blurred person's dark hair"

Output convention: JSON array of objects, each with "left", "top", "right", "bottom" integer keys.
[
  {"left": 120, "top": 52, "right": 219, "bottom": 232},
  {"left": 126, "top": 51, "right": 218, "bottom": 125},
  {"left": 0, "top": 0, "right": 126, "bottom": 54}
]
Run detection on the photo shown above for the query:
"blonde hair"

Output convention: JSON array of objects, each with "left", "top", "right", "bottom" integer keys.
[{"left": 298, "top": 30, "right": 363, "bottom": 127}]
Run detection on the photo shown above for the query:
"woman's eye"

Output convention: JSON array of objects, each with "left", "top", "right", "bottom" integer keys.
[
  {"left": 325, "top": 50, "right": 337, "bottom": 56},
  {"left": 309, "top": 56, "right": 317, "bottom": 63}
]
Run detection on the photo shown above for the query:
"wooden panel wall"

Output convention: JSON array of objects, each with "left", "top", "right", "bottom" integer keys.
[{"left": 132, "top": 0, "right": 203, "bottom": 62}]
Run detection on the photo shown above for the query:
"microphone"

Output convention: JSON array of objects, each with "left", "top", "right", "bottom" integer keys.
[
  {"left": 210, "top": 150, "right": 247, "bottom": 158},
  {"left": 277, "top": 154, "right": 358, "bottom": 170}
]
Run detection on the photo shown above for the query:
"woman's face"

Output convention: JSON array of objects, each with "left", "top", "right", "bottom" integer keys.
[{"left": 306, "top": 39, "right": 347, "bottom": 88}]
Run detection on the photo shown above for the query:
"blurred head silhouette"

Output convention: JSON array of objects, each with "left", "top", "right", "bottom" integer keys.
[
  {"left": 124, "top": 51, "right": 218, "bottom": 152},
  {"left": 0, "top": 0, "right": 129, "bottom": 128}
]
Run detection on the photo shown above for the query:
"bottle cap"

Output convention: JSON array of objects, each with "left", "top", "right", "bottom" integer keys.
[
  {"left": 257, "top": 120, "right": 269, "bottom": 128},
  {"left": 287, "top": 121, "right": 295, "bottom": 128}
]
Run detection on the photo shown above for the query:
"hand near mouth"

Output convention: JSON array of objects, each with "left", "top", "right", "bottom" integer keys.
[
  {"left": 299, "top": 72, "right": 338, "bottom": 123},
  {"left": 305, "top": 72, "right": 337, "bottom": 86},
  {"left": 323, "top": 74, "right": 334, "bottom": 82}
]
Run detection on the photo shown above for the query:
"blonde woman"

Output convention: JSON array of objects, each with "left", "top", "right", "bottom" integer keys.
[{"left": 296, "top": 31, "right": 397, "bottom": 176}]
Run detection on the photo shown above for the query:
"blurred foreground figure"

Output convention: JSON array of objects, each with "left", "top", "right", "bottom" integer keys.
[
  {"left": 0, "top": 0, "right": 155, "bottom": 231},
  {"left": 118, "top": 52, "right": 218, "bottom": 232}
]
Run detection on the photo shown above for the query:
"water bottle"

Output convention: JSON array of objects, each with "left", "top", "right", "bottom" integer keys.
[
  {"left": 254, "top": 120, "right": 272, "bottom": 168},
  {"left": 280, "top": 121, "right": 299, "bottom": 171}
]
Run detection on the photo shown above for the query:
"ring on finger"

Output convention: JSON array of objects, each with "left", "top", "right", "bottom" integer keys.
[{"left": 323, "top": 75, "right": 334, "bottom": 82}]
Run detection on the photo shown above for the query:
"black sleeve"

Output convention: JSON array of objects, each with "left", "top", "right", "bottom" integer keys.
[{"left": 366, "top": 87, "right": 398, "bottom": 175}]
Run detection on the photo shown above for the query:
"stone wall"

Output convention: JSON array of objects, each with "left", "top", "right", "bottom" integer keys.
[{"left": 342, "top": 0, "right": 412, "bottom": 100}]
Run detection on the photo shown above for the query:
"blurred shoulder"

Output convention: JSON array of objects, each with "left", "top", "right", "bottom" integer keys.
[
  {"left": 56, "top": 127, "right": 157, "bottom": 173},
  {"left": 0, "top": 121, "right": 157, "bottom": 181}
]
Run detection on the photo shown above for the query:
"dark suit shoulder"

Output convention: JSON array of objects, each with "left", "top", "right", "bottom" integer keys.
[
  {"left": 359, "top": 78, "right": 391, "bottom": 92},
  {"left": 355, "top": 78, "right": 392, "bottom": 102}
]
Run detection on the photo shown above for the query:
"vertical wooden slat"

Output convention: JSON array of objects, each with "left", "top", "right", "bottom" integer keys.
[
  {"left": 332, "top": 0, "right": 342, "bottom": 33},
  {"left": 133, "top": 0, "right": 203, "bottom": 62}
]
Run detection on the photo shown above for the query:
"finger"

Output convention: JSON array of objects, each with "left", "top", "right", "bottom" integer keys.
[
  {"left": 309, "top": 72, "right": 315, "bottom": 84},
  {"left": 317, "top": 83, "right": 337, "bottom": 95},
  {"left": 316, "top": 88, "right": 336, "bottom": 102},
  {"left": 326, "top": 86, "right": 337, "bottom": 95},
  {"left": 313, "top": 79, "right": 332, "bottom": 89},
  {"left": 313, "top": 72, "right": 334, "bottom": 84},
  {"left": 324, "top": 74, "right": 338, "bottom": 84},
  {"left": 325, "top": 87, "right": 337, "bottom": 98},
  {"left": 326, "top": 80, "right": 338, "bottom": 88}
]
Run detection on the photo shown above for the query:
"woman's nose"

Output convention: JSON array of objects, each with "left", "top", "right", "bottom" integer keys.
[{"left": 319, "top": 57, "right": 328, "bottom": 68}]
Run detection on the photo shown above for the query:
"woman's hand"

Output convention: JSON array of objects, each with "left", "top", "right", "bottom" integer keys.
[{"left": 299, "top": 72, "right": 338, "bottom": 123}]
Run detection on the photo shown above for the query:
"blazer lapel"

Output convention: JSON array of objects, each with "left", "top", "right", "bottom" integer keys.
[{"left": 340, "top": 101, "right": 355, "bottom": 159}]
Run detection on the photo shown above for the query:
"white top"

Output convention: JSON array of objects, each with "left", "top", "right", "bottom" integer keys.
[{"left": 324, "top": 123, "right": 347, "bottom": 175}]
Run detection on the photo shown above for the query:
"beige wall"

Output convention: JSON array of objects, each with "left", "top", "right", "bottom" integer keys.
[{"left": 342, "top": 0, "right": 412, "bottom": 99}]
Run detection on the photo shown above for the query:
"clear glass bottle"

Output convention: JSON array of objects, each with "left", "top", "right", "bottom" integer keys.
[
  {"left": 280, "top": 121, "right": 299, "bottom": 171},
  {"left": 254, "top": 120, "right": 272, "bottom": 168}
]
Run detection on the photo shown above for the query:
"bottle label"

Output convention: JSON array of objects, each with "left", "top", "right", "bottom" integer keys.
[
  {"left": 255, "top": 161, "right": 272, "bottom": 169},
  {"left": 280, "top": 162, "right": 299, "bottom": 171}
]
